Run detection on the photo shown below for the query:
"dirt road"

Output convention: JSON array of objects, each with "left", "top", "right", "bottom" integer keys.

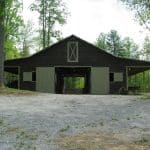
[{"left": 0, "top": 94, "right": 149, "bottom": 149}]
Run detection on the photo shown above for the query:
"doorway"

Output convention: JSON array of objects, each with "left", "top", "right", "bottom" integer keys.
[{"left": 55, "top": 67, "right": 91, "bottom": 94}]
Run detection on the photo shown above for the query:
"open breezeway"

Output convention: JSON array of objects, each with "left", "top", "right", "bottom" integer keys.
[{"left": 0, "top": 94, "right": 150, "bottom": 149}]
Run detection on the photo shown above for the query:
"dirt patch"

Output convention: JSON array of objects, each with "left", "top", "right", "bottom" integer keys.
[{"left": 57, "top": 129, "right": 150, "bottom": 150}]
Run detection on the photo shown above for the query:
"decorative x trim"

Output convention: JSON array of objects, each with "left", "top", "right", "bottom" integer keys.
[{"left": 67, "top": 42, "right": 78, "bottom": 62}]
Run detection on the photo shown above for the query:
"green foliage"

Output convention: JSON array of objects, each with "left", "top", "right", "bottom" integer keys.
[
  {"left": 95, "top": 33, "right": 108, "bottom": 49},
  {"left": 19, "top": 21, "right": 36, "bottom": 57},
  {"left": 4, "top": 0, "right": 24, "bottom": 59},
  {"left": 122, "top": 37, "right": 139, "bottom": 59},
  {"left": 0, "top": 87, "right": 35, "bottom": 95},
  {"left": 142, "top": 36, "right": 150, "bottom": 61},
  {"left": 95, "top": 30, "right": 139, "bottom": 58},
  {"left": 30, "top": 0, "right": 68, "bottom": 48},
  {"left": 5, "top": 38, "right": 21, "bottom": 59},
  {"left": 128, "top": 70, "right": 150, "bottom": 92},
  {"left": 0, "top": 0, "right": 6, "bottom": 87},
  {"left": 106, "top": 30, "right": 124, "bottom": 56},
  {"left": 0, "top": 117, "right": 4, "bottom": 125},
  {"left": 60, "top": 125, "right": 70, "bottom": 132},
  {"left": 142, "top": 93, "right": 150, "bottom": 99},
  {"left": 64, "top": 77, "right": 85, "bottom": 89},
  {"left": 120, "top": 0, "right": 150, "bottom": 31}
]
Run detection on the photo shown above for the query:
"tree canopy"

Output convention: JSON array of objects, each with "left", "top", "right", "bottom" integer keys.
[
  {"left": 4, "top": 0, "right": 23, "bottom": 59},
  {"left": 30, "top": 0, "right": 68, "bottom": 49},
  {"left": 120, "top": 0, "right": 150, "bottom": 31},
  {"left": 95, "top": 30, "right": 139, "bottom": 59}
]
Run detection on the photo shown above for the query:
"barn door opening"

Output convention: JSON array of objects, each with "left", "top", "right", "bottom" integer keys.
[
  {"left": 63, "top": 76, "right": 85, "bottom": 94},
  {"left": 4, "top": 66, "right": 20, "bottom": 89},
  {"left": 55, "top": 67, "right": 91, "bottom": 94}
]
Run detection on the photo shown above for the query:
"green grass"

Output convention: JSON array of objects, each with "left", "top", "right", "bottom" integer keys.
[
  {"left": 0, "top": 117, "right": 4, "bottom": 125},
  {"left": 141, "top": 93, "right": 150, "bottom": 100},
  {"left": 15, "top": 130, "right": 37, "bottom": 150},
  {"left": 60, "top": 125, "right": 70, "bottom": 132},
  {"left": 135, "top": 136, "right": 150, "bottom": 144},
  {"left": 0, "top": 87, "right": 36, "bottom": 95}
]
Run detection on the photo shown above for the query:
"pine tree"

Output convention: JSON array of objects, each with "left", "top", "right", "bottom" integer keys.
[{"left": 31, "top": 0, "right": 68, "bottom": 48}]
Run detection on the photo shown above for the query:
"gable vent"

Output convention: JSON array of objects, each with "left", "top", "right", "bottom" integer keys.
[{"left": 67, "top": 41, "right": 78, "bottom": 62}]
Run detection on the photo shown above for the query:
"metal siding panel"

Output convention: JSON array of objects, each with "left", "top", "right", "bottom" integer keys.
[
  {"left": 91, "top": 67, "right": 109, "bottom": 94},
  {"left": 23, "top": 72, "right": 32, "bottom": 81},
  {"left": 114, "top": 72, "right": 123, "bottom": 82},
  {"left": 36, "top": 67, "right": 55, "bottom": 93}
]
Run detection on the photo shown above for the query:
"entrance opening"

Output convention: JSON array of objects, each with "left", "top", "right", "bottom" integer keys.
[
  {"left": 55, "top": 67, "right": 91, "bottom": 94},
  {"left": 4, "top": 67, "right": 19, "bottom": 89},
  {"left": 127, "top": 67, "right": 150, "bottom": 93},
  {"left": 63, "top": 76, "right": 85, "bottom": 94}
]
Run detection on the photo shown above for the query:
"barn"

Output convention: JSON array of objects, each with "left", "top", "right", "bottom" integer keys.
[{"left": 4, "top": 35, "right": 150, "bottom": 94}]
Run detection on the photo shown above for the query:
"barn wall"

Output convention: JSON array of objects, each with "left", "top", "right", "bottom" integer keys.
[
  {"left": 19, "top": 65, "right": 127, "bottom": 94},
  {"left": 109, "top": 67, "right": 127, "bottom": 94},
  {"left": 8, "top": 36, "right": 117, "bottom": 68},
  {"left": 91, "top": 67, "right": 109, "bottom": 94},
  {"left": 36, "top": 67, "right": 55, "bottom": 93},
  {"left": 20, "top": 67, "right": 36, "bottom": 91}
]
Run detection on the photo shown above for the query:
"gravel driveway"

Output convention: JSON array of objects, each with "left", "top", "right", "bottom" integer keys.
[{"left": 0, "top": 94, "right": 150, "bottom": 149}]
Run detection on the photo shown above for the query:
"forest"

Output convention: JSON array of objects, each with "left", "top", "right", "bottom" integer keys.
[{"left": 0, "top": 0, "right": 150, "bottom": 92}]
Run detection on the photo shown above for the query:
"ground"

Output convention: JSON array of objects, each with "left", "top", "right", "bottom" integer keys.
[{"left": 0, "top": 94, "right": 150, "bottom": 150}]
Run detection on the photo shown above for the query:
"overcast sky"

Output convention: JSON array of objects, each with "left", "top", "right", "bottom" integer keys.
[{"left": 23, "top": 0, "right": 148, "bottom": 44}]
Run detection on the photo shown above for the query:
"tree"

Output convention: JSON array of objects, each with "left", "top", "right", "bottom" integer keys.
[
  {"left": 96, "top": 30, "right": 126, "bottom": 57},
  {"left": 95, "top": 33, "right": 108, "bottom": 49},
  {"left": 142, "top": 36, "right": 150, "bottom": 60},
  {"left": 106, "top": 30, "right": 123, "bottom": 56},
  {"left": 95, "top": 30, "right": 139, "bottom": 58},
  {"left": 0, "top": 0, "right": 23, "bottom": 87},
  {"left": 0, "top": 0, "right": 5, "bottom": 87},
  {"left": 19, "top": 21, "right": 36, "bottom": 57},
  {"left": 122, "top": 37, "right": 139, "bottom": 59},
  {"left": 120, "top": 0, "right": 150, "bottom": 31},
  {"left": 31, "top": 0, "right": 68, "bottom": 48},
  {"left": 4, "top": 0, "right": 23, "bottom": 59}
]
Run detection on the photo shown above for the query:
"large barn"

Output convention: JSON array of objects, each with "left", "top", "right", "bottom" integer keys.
[{"left": 4, "top": 35, "right": 150, "bottom": 94}]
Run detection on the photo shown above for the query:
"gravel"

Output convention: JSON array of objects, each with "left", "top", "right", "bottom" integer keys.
[{"left": 0, "top": 94, "right": 150, "bottom": 150}]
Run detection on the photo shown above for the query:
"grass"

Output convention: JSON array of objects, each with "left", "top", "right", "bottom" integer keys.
[
  {"left": 135, "top": 136, "right": 150, "bottom": 145},
  {"left": 142, "top": 93, "right": 150, "bottom": 100},
  {"left": 112, "top": 117, "right": 118, "bottom": 121},
  {"left": 0, "top": 117, "right": 4, "bottom": 125},
  {"left": 127, "top": 117, "right": 130, "bottom": 120},
  {"left": 60, "top": 125, "right": 70, "bottom": 132},
  {"left": 15, "top": 130, "right": 37, "bottom": 150},
  {"left": 0, "top": 87, "right": 36, "bottom": 95},
  {"left": 0, "top": 114, "right": 37, "bottom": 149}
]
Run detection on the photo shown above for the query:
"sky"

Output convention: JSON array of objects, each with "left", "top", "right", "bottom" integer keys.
[{"left": 23, "top": 0, "right": 148, "bottom": 45}]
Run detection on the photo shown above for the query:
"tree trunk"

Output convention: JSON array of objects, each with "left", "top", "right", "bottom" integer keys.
[
  {"left": 0, "top": 0, "right": 5, "bottom": 88},
  {"left": 47, "top": 11, "right": 50, "bottom": 46},
  {"left": 42, "top": 0, "right": 46, "bottom": 49}
]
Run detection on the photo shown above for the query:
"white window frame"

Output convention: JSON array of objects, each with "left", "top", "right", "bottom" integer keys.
[
  {"left": 23, "top": 72, "right": 32, "bottom": 82},
  {"left": 23, "top": 71, "right": 36, "bottom": 82},
  {"left": 110, "top": 72, "right": 123, "bottom": 82},
  {"left": 67, "top": 41, "right": 79, "bottom": 62},
  {"left": 114, "top": 72, "right": 123, "bottom": 82}
]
